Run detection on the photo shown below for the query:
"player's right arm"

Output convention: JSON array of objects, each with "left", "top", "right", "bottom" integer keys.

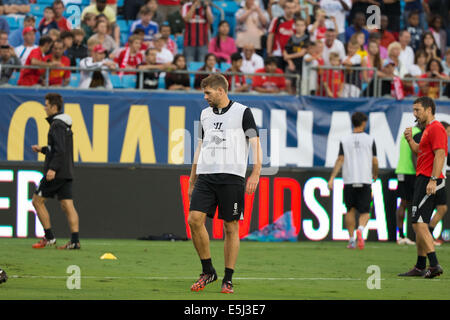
[
  {"left": 404, "top": 127, "right": 419, "bottom": 154},
  {"left": 189, "top": 140, "right": 202, "bottom": 199},
  {"left": 328, "top": 142, "right": 344, "bottom": 190}
]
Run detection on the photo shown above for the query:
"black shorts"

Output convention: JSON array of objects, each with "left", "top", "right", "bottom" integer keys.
[
  {"left": 35, "top": 177, "right": 73, "bottom": 200},
  {"left": 411, "top": 175, "right": 446, "bottom": 224},
  {"left": 189, "top": 176, "right": 245, "bottom": 222},
  {"left": 397, "top": 174, "right": 416, "bottom": 201},
  {"left": 343, "top": 184, "right": 372, "bottom": 214}
]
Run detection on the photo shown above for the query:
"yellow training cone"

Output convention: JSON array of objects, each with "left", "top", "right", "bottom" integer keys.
[{"left": 100, "top": 253, "right": 118, "bottom": 260}]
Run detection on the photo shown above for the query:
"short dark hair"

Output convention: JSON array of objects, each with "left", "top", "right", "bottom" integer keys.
[
  {"left": 413, "top": 96, "right": 436, "bottom": 115},
  {"left": 264, "top": 56, "right": 277, "bottom": 66},
  {"left": 61, "top": 30, "right": 74, "bottom": 39},
  {"left": 351, "top": 112, "right": 368, "bottom": 128},
  {"left": 200, "top": 74, "right": 229, "bottom": 93},
  {"left": 39, "top": 35, "right": 53, "bottom": 46},
  {"left": 441, "top": 121, "right": 449, "bottom": 129},
  {"left": 53, "top": 0, "right": 64, "bottom": 7},
  {"left": 45, "top": 93, "right": 63, "bottom": 112},
  {"left": 426, "top": 58, "right": 443, "bottom": 73},
  {"left": 230, "top": 52, "right": 242, "bottom": 63}
]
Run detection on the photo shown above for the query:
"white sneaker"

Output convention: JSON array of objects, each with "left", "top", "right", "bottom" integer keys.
[
  {"left": 397, "top": 238, "right": 406, "bottom": 245},
  {"left": 404, "top": 238, "right": 415, "bottom": 245}
]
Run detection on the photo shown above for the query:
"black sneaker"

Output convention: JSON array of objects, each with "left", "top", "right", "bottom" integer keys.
[
  {"left": 424, "top": 265, "right": 443, "bottom": 279},
  {"left": 398, "top": 267, "right": 426, "bottom": 277},
  {"left": 190, "top": 272, "right": 218, "bottom": 292},
  {"left": 57, "top": 241, "right": 81, "bottom": 250},
  {"left": 0, "top": 268, "right": 7, "bottom": 284}
]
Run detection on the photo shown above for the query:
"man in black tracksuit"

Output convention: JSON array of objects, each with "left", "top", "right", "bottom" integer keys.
[{"left": 31, "top": 93, "right": 81, "bottom": 250}]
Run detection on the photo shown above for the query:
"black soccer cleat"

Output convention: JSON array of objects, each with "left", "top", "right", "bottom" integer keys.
[
  {"left": 423, "top": 265, "right": 443, "bottom": 279},
  {"left": 398, "top": 267, "right": 426, "bottom": 277},
  {"left": 190, "top": 272, "right": 218, "bottom": 292},
  {"left": 0, "top": 268, "right": 7, "bottom": 284},
  {"left": 57, "top": 241, "right": 81, "bottom": 250}
]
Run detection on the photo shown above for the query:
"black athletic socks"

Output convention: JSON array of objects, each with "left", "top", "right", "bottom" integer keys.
[
  {"left": 71, "top": 232, "right": 79, "bottom": 244},
  {"left": 223, "top": 268, "right": 234, "bottom": 283},
  {"left": 398, "top": 227, "right": 405, "bottom": 238},
  {"left": 416, "top": 256, "right": 426, "bottom": 270},
  {"left": 201, "top": 258, "right": 215, "bottom": 274},
  {"left": 427, "top": 252, "right": 439, "bottom": 267},
  {"left": 44, "top": 228, "right": 55, "bottom": 240}
]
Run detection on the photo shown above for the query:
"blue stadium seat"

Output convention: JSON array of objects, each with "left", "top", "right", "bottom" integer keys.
[
  {"left": 116, "top": 19, "right": 129, "bottom": 33},
  {"left": 117, "top": 0, "right": 124, "bottom": 6},
  {"left": 81, "top": 0, "right": 91, "bottom": 5},
  {"left": 110, "top": 74, "right": 123, "bottom": 88},
  {"left": 174, "top": 34, "right": 183, "bottom": 54},
  {"left": 8, "top": 72, "right": 20, "bottom": 86},
  {"left": 188, "top": 61, "right": 203, "bottom": 71},
  {"left": 122, "top": 74, "right": 137, "bottom": 88},
  {"left": 69, "top": 73, "right": 80, "bottom": 87},
  {"left": 215, "top": 0, "right": 240, "bottom": 16},
  {"left": 30, "top": 4, "right": 46, "bottom": 16},
  {"left": 158, "top": 73, "right": 165, "bottom": 89},
  {"left": 188, "top": 61, "right": 204, "bottom": 88},
  {"left": 39, "top": 0, "right": 56, "bottom": 4},
  {"left": 5, "top": 16, "right": 19, "bottom": 29},
  {"left": 218, "top": 62, "right": 231, "bottom": 72},
  {"left": 120, "top": 32, "right": 128, "bottom": 45}
]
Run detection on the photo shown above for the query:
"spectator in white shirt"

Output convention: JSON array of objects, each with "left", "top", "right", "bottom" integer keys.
[
  {"left": 79, "top": 44, "right": 117, "bottom": 89},
  {"left": 14, "top": 27, "right": 38, "bottom": 65},
  {"left": 398, "top": 30, "right": 414, "bottom": 76},
  {"left": 408, "top": 49, "right": 428, "bottom": 77},
  {"left": 319, "top": 0, "right": 351, "bottom": 43},
  {"left": 322, "top": 24, "right": 345, "bottom": 65},
  {"left": 240, "top": 43, "right": 264, "bottom": 75},
  {"left": 151, "top": 33, "right": 174, "bottom": 64}
]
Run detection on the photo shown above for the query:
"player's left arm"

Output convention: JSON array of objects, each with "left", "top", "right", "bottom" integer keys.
[
  {"left": 243, "top": 108, "right": 261, "bottom": 195},
  {"left": 372, "top": 141, "right": 379, "bottom": 181},
  {"left": 427, "top": 148, "right": 446, "bottom": 195},
  {"left": 426, "top": 126, "right": 448, "bottom": 195},
  {"left": 247, "top": 136, "right": 262, "bottom": 194}
]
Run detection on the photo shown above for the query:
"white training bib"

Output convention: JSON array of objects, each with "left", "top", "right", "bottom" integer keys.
[{"left": 197, "top": 102, "right": 250, "bottom": 178}]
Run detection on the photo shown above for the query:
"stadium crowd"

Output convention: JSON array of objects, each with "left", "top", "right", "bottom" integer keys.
[{"left": 0, "top": 0, "right": 449, "bottom": 97}]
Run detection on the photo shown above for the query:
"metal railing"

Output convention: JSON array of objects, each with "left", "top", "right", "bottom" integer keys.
[
  {"left": 0, "top": 63, "right": 301, "bottom": 95},
  {"left": 309, "top": 66, "right": 450, "bottom": 99}
]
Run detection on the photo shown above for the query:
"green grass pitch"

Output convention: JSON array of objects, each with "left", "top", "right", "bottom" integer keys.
[{"left": 0, "top": 238, "right": 449, "bottom": 300}]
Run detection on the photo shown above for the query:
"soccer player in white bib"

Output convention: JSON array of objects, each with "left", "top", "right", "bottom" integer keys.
[
  {"left": 188, "top": 74, "right": 262, "bottom": 294},
  {"left": 328, "top": 112, "right": 379, "bottom": 250}
]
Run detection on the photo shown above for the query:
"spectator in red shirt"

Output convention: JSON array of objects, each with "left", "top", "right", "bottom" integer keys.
[
  {"left": 418, "top": 58, "right": 449, "bottom": 99},
  {"left": 17, "top": 36, "right": 55, "bottom": 86},
  {"left": 379, "top": 15, "right": 396, "bottom": 49},
  {"left": 115, "top": 35, "right": 144, "bottom": 74},
  {"left": 225, "top": 52, "right": 249, "bottom": 93},
  {"left": 43, "top": 38, "right": 71, "bottom": 86},
  {"left": 318, "top": 52, "right": 344, "bottom": 98},
  {"left": 252, "top": 56, "right": 286, "bottom": 93},
  {"left": 266, "top": 0, "right": 296, "bottom": 69},
  {"left": 53, "top": 0, "right": 72, "bottom": 31},
  {"left": 182, "top": 0, "right": 214, "bottom": 63}
]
